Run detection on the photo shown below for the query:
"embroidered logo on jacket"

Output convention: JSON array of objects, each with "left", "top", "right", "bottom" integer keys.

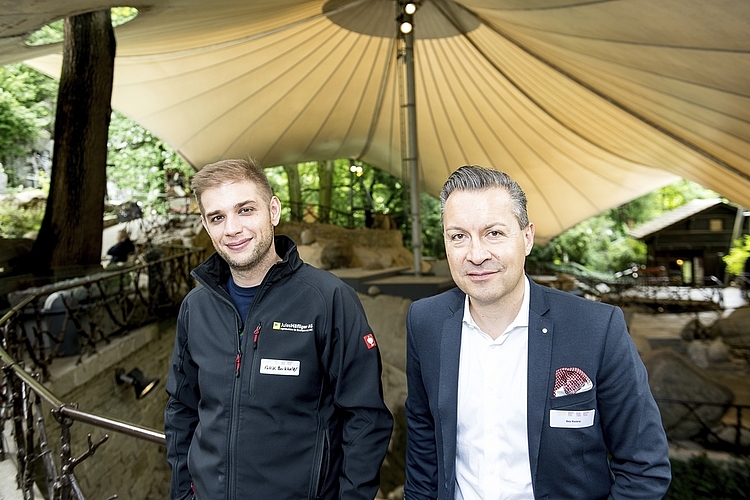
[
  {"left": 272, "top": 321, "right": 313, "bottom": 333},
  {"left": 363, "top": 333, "right": 377, "bottom": 349}
]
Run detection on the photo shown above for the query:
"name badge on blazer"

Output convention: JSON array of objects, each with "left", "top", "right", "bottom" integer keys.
[{"left": 550, "top": 409, "right": 595, "bottom": 428}]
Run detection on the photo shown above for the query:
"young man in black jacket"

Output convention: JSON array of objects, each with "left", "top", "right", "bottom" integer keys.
[{"left": 165, "top": 158, "right": 393, "bottom": 500}]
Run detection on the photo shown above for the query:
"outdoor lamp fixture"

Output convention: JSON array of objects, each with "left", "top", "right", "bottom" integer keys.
[
  {"left": 398, "top": 1, "right": 419, "bottom": 34},
  {"left": 349, "top": 164, "right": 364, "bottom": 177},
  {"left": 116, "top": 367, "right": 160, "bottom": 399}
]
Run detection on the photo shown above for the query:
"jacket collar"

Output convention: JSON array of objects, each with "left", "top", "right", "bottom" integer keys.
[
  {"left": 526, "top": 278, "right": 554, "bottom": 484},
  {"left": 191, "top": 234, "right": 302, "bottom": 292}
]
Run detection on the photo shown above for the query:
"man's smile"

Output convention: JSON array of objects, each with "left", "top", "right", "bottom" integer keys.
[{"left": 225, "top": 238, "right": 251, "bottom": 251}]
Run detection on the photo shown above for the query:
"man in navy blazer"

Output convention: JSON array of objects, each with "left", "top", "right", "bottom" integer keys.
[{"left": 405, "top": 165, "right": 671, "bottom": 499}]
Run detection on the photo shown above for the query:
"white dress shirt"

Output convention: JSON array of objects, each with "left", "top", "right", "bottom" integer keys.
[{"left": 455, "top": 277, "right": 534, "bottom": 500}]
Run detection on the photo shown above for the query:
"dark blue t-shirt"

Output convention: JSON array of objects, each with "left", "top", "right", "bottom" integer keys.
[{"left": 226, "top": 275, "right": 258, "bottom": 328}]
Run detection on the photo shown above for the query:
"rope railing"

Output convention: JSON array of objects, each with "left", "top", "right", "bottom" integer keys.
[{"left": 0, "top": 245, "right": 202, "bottom": 499}]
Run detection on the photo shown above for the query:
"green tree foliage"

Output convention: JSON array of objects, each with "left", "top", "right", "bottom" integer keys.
[
  {"left": 724, "top": 234, "right": 750, "bottom": 276},
  {"left": 267, "top": 160, "right": 405, "bottom": 227},
  {"left": 0, "top": 90, "right": 37, "bottom": 161},
  {"left": 106, "top": 110, "right": 194, "bottom": 211},
  {"left": 530, "top": 179, "right": 719, "bottom": 275},
  {"left": 0, "top": 195, "right": 46, "bottom": 238},
  {"left": 265, "top": 159, "right": 444, "bottom": 256},
  {"left": 0, "top": 64, "right": 57, "bottom": 183}
]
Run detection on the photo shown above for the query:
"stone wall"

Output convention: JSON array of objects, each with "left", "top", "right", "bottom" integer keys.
[{"left": 42, "top": 318, "right": 175, "bottom": 500}]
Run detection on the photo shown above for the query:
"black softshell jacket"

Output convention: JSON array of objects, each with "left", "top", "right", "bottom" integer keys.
[{"left": 165, "top": 236, "right": 393, "bottom": 500}]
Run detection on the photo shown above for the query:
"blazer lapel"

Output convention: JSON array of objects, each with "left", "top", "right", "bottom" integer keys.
[
  {"left": 527, "top": 280, "right": 554, "bottom": 484},
  {"left": 438, "top": 297, "right": 463, "bottom": 490}
]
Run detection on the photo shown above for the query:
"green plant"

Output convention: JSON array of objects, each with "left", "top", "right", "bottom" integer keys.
[
  {"left": 724, "top": 234, "right": 750, "bottom": 276},
  {"left": 0, "top": 197, "right": 46, "bottom": 238},
  {"left": 665, "top": 454, "right": 750, "bottom": 499}
]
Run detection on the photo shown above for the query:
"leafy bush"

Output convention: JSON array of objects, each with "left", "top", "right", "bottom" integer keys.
[
  {"left": 724, "top": 234, "right": 750, "bottom": 276},
  {"left": 0, "top": 197, "right": 46, "bottom": 238},
  {"left": 666, "top": 454, "right": 750, "bottom": 500}
]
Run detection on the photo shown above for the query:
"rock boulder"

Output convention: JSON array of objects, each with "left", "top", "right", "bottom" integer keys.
[{"left": 642, "top": 349, "right": 734, "bottom": 440}]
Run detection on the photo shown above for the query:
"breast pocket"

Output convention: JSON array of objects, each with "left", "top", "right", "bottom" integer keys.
[
  {"left": 550, "top": 390, "right": 595, "bottom": 410},
  {"left": 549, "top": 391, "right": 596, "bottom": 428}
]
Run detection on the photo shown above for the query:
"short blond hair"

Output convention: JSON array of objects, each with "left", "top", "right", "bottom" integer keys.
[{"left": 190, "top": 158, "right": 273, "bottom": 214}]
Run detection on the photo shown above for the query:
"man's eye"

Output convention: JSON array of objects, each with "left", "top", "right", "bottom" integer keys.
[
  {"left": 210, "top": 215, "right": 224, "bottom": 223},
  {"left": 239, "top": 207, "right": 253, "bottom": 214},
  {"left": 451, "top": 233, "right": 464, "bottom": 241}
]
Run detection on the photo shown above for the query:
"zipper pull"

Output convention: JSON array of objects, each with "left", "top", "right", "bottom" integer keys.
[
  {"left": 236, "top": 327, "right": 244, "bottom": 378},
  {"left": 253, "top": 322, "right": 262, "bottom": 350}
]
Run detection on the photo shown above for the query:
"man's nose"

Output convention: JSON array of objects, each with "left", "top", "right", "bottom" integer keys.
[
  {"left": 224, "top": 214, "right": 242, "bottom": 235},
  {"left": 466, "top": 237, "right": 490, "bottom": 264}
]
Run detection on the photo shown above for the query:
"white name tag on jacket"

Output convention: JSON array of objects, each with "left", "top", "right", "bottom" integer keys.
[
  {"left": 260, "top": 359, "right": 300, "bottom": 376},
  {"left": 550, "top": 409, "right": 595, "bottom": 428}
]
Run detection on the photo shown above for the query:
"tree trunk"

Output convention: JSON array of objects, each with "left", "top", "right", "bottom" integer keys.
[
  {"left": 31, "top": 10, "right": 115, "bottom": 277},
  {"left": 283, "top": 163, "right": 302, "bottom": 222},
  {"left": 317, "top": 160, "right": 334, "bottom": 224}
]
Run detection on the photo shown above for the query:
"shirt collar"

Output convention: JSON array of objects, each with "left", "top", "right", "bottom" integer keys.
[{"left": 462, "top": 275, "right": 530, "bottom": 336}]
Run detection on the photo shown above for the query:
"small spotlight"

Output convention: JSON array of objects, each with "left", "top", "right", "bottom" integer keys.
[
  {"left": 404, "top": 2, "right": 417, "bottom": 15},
  {"left": 116, "top": 368, "right": 160, "bottom": 399},
  {"left": 400, "top": 21, "right": 413, "bottom": 34}
]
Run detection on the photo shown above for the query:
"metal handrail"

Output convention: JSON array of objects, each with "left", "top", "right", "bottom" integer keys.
[
  {"left": 0, "top": 342, "right": 166, "bottom": 445},
  {"left": 0, "top": 244, "right": 203, "bottom": 498}
]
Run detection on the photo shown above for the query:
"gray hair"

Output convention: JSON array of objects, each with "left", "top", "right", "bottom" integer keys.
[{"left": 440, "top": 165, "right": 530, "bottom": 229}]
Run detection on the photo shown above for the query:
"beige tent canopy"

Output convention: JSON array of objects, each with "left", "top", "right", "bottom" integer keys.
[{"left": 1, "top": 0, "right": 748, "bottom": 243}]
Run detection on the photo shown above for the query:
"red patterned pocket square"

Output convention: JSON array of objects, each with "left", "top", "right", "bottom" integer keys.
[{"left": 553, "top": 367, "right": 593, "bottom": 397}]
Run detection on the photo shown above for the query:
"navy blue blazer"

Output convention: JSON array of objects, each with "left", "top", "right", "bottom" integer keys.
[{"left": 404, "top": 278, "right": 671, "bottom": 499}]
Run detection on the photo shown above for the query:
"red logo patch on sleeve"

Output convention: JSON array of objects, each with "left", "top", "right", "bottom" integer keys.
[{"left": 363, "top": 333, "right": 377, "bottom": 349}]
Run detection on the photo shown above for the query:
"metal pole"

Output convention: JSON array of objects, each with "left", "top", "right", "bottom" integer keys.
[
  {"left": 349, "top": 160, "right": 355, "bottom": 228},
  {"left": 400, "top": 4, "right": 422, "bottom": 275}
]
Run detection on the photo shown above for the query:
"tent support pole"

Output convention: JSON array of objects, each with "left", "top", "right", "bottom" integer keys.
[{"left": 399, "top": 3, "right": 422, "bottom": 276}]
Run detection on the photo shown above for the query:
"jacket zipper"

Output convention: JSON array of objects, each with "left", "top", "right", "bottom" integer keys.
[
  {"left": 248, "top": 322, "right": 262, "bottom": 397},
  {"left": 313, "top": 429, "right": 330, "bottom": 499},
  {"left": 198, "top": 259, "right": 280, "bottom": 499},
  {"left": 227, "top": 320, "right": 244, "bottom": 499}
]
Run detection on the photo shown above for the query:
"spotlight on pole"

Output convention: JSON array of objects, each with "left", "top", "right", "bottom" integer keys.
[
  {"left": 397, "top": 1, "right": 419, "bottom": 35},
  {"left": 116, "top": 367, "right": 160, "bottom": 399}
]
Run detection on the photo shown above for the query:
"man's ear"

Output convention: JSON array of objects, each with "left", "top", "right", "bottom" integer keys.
[
  {"left": 270, "top": 196, "right": 282, "bottom": 226},
  {"left": 524, "top": 222, "right": 535, "bottom": 256}
]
